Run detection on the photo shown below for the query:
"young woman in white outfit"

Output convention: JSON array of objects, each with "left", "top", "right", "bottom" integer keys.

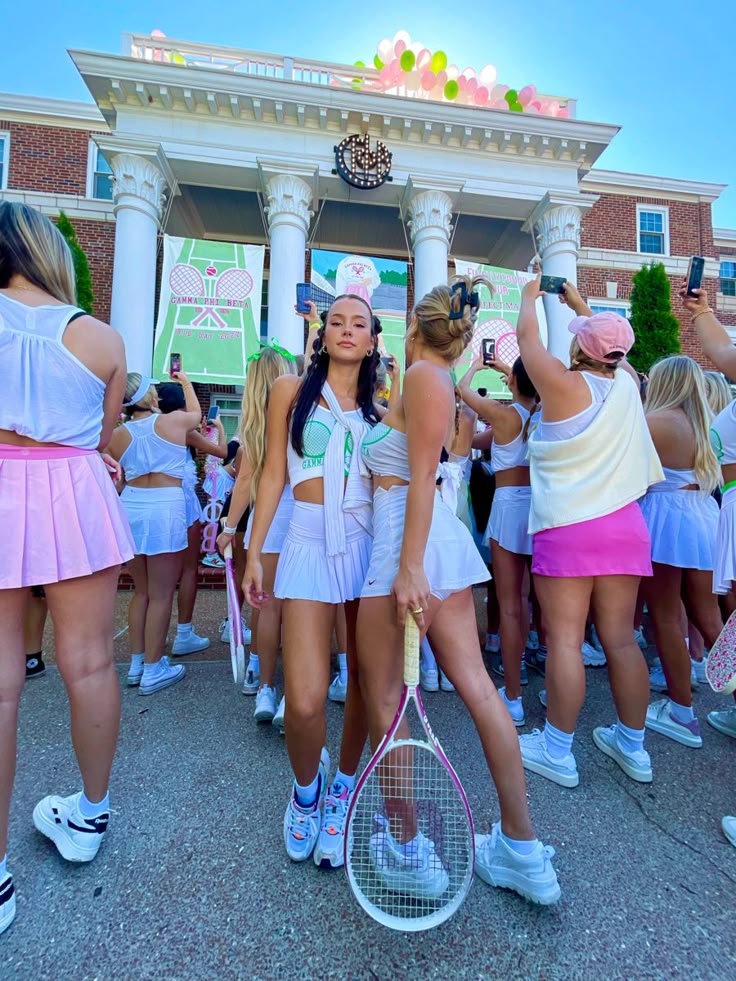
[
  {"left": 243, "top": 295, "right": 380, "bottom": 869},
  {"left": 357, "top": 279, "right": 560, "bottom": 906},
  {"left": 217, "top": 346, "right": 297, "bottom": 724},
  {"left": 458, "top": 355, "right": 539, "bottom": 726},
  {"left": 0, "top": 202, "right": 135, "bottom": 935},
  {"left": 107, "top": 372, "right": 201, "bottom": 695},
  {"left": 639, "top": 357, "right": 722, "bottom": 748}
]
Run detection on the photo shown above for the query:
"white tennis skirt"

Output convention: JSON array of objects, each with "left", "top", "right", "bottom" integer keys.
[
  {"left": 361, "top": 486, "right": 490, "bottom": 602},
  {"left": 202, "top": 466, "right": 235, "bottom": 503},
  {"left": 714, "top": 485, "right": 736, "bottom": 593},
  {"left": 485, "top": 486, "right": 533, "bottom": 556},
  {"left": 640, "top": 489, "right": 718, "bottom": 571},
  {"left": 274, "top": 501, "right": 372, "bottom": 603},
  {"left": 244, "top": 485, "right": 295, "bottom": 554},
  {"left": 121, "top": 485, "right": 188, "bottom": 557},
  {"left": 183, "top": 458, "right": 203, "bottom": 528}
]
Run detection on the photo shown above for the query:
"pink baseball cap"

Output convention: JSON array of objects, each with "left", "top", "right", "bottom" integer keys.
[{"left": 568, "top": 312, "right": 635, "bottom": 364}]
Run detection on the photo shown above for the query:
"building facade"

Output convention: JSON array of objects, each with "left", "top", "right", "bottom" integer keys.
[{"left": 1, "top": 32, "right": 734, "bottom": 379}]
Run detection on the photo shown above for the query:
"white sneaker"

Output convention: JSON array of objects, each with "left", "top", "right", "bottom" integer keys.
[
  {"left": 314, "top": 779, "right": 353, "bottom": 868},
  {"left": 581, "top": 641, "right": 606, "bottom": 667},
  {"left": 0, "top": 874, "right": 15, "bottom": 936},
  {"left": 272, "top": 696, "right": 286, "bottom": 734},
  {"left": 723, "top": 816, "right": 736, "bottom": 848},
  {"left": 220, "top": 616, "right": 251, "bottom": 646},
  {"left": 218, "top": 618, "right": 229, "bottom": 642},
  {"left": 474, "top": 823, "right": 560, "bottom": 905},
  {"left": 645, "top": 698, "right": 703, "bottom": 748},
  {"left": 690, "top": 657, "right": 708, "bottom": 685},
  {"left": 171, "top": 630, "right": 210, "bottom": 656},
  {"left": 126, "top": 655, "right": 144, "bottom": 687},
  {"left": 420, "top": 666, "right": 439, "bottom": 692},
  {"left": 485, "top": 633, "right": 501, "bottom": 654},
  {"left": 526, "top": 630, "right": 540, "bottom": 653},
  {"left": 202, "top": 553, "right": 225, "bottom": 569},
  {"left": 328, "top": 674, "right": 347, "bottom": 703},
  {"left": 590, "top": 625, "right": 605, "bottom": 653},
  {"left": 707, "top": 707, "right": 736, "bottom": 739},
  {"left": 138, "top": 656, "right": 185, "bottom": 695},
  {"left": 369, "top": 829, "right": 449, "bottom": 899},
  {"left": 283, "top": 748, "right": 330, "bottom": 861},
  {"left": 33, "top": 792, "right": 108, "bottom": 862},
  {"left": 499, "top": 686, "right": 525, "bottom": 727},
  {"left": 519, "top": 729, "right": 579, "bottom": 788},
  {"left": 254, "top": 685, "right": 278, "bottom": 723},
  {"left": 241, "top": 661, "right": 260, "bottom": 695},
  {"left": 439, "top": 671, "right": 455, "bottom": 692},
  {"left": 592, "top": 725, "right": 653, "bottom": 783}
]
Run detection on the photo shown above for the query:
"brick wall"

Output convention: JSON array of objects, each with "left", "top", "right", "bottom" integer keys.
[
  {"left": 582, "top": 194, "right": 716, "bottom": 258},
  {"left": 69, "top": 218, "right": 115, "bottom": 322},
  {"left": 0, "top": 120, "right": 103, "bottom": 196}
]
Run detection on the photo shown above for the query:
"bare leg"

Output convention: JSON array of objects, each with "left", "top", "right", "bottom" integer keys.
[
  {"left": 491, "top": 540, "right": 527, "bottom": 700},
  {"left": 592, "top": 575, "right": 648, "bottom": 729},
  {"left": 643, "top": 564, "right": 691, "bottom": 707},
  {"left": 45, "top": 567, "right": 121, "bottom": 803},
  {"left": 336, "top": 599, "right": 367, "bottom": 776},
  {"left": 143, "top": 552, "right": 184, "bottom": 663},
  {"left": 683, "top": 568, "right": 723, "bottom": 650},
  {"left": 0, "top": 589, "right": 28, "bottom": 857},
  {"left": 177, "top": 522, "right": 202, "bottom": 625},
  {"left": 257, "top": 554, "right": 282, "bottom": 688},
  {"left": 688, "top": 622, "right": 705, "bottom": 661},
  {"left": 335, "top": 604, "right": 348, "bottom": 655},
  {"left": 24, "top": 592, "right": 48, "bottom": 655},
  {"left": 126, "top": 555, "right": 148, "bottom": 655}
]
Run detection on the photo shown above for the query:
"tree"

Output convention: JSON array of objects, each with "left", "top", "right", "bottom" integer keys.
[
  {"left": 628, "top": 262, "right": 681, "bottom": 373},
  {"left": 56, "top": 211, "right": 94, "bottom": 314}
]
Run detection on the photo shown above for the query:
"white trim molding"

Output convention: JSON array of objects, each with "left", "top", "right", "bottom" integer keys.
[
  {"left": 579, "top": 247, "right": 720, "bottom": 279},
  {"left": 0, "top": 92, "right": 106, "bottom": 130},
  {"left": 0, "top": 129, "right": 9, "bottom": 190},
  {"left": 714, "top": 227, "right": 736, "bottom": 247},
  {"left": 583, "top": 168, "right": 726, "bottom": 204},
  {"left": 0, "top": 187, "right": 114, "bottom": 222}
]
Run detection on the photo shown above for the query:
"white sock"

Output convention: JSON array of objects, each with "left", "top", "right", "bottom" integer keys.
[
  {"left": 177, "top": 622, "right": 192, "bottom": 638},
  {"left": 670, "top": 699, "right": 695, "bottom": 724},
  {"left": 0, "top": 854, "right": 7, "bottom": 878},
  {"left": 79, "top": 791, "right": 109, "bottom": 818},
  {"left": 129, "top": 653, "right": 144, "bottom": 670},
  {"left": 294, "top": 771, "right": 322, "bottom": 808},
  {"left": 500, "top": 828, "right": 538, "bottom": 856},
  {"left": 248, "top": 652, "right": 260, "bottom": 670},
  {"left": 337, "top": 652, "right": 347, "bottom": 682},
  {"left": 334, "top": 768, "right": 355, "bottom": 791}
]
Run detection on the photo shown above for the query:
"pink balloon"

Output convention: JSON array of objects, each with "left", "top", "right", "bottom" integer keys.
[
  {"left": 379, "top": 65, "right": 393, "bottom": 86},
  {"left": 416, "top": 48, "right": 431, "bottom": 70},
  {"left": 491, "top": 84, "right": 509, "bottom": 99},
  {"left": 394, "top": 40, "right": 406, "bottom": 57},
  {"left": 518, "top": 84, "right": 536, "bottom": 106},
  {"left": 466, "top": 77, "right": 477, "bottom": 97},
  {"left": 388, "top": 58, "right": 403, "bottom": 83},
  {"left": 474, "top": 86, "right": 489, "bottom": 106},
  {"left": 557, "top": 106, "right": 570, "bottom": 118},
  {"left": 436, "top": 70, "right": 448, "bottom": 87},
  {"left": 421, "top": 70, "right": 436, "bottom": 90},
  {"left": 525, "top": 103, "right": 539, "bottom": 114},
  {"left": 531, "top": 100, "right": 543, "bottom": 111},
  {"left": 457, "top": 76, "right": 467, "bottom": 92},
  {"left": 491, "top": 98, "right": 507, "bottom": 109}
]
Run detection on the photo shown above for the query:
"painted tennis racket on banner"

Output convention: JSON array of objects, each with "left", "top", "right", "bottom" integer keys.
[
  {"left": 344, "top": 615, "right": 474, "bottom": 932},
  {"left": 706, "top": 609, "right": 736, "bottom": 695},
  {"left": 223, "top": 543, "right": 245, "bottom": 686}
]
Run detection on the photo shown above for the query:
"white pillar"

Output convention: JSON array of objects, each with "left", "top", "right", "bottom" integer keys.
[
  {"left": 534, "top": 204, "right": 582, "bottom": 365},
  {"left": 265, "top": 174, "right": 313, "bottom": 355},
  {"left": 109, "top": 154, "right": 167, "bottom": 374},
  {"left": 408, "top": 190, "right": 453, "bottom": 302}
]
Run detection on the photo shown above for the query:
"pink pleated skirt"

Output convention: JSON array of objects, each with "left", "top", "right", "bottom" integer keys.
[
  {"left": 0, "top": 444, "right": 135, "bottom": 589},
  {"left": 532, "top": 501, "right": 652, "bottom": 578}
]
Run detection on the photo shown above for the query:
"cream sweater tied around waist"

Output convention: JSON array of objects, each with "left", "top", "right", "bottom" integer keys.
[{"left": 527, "top": 370, "right": 664, "bottom": 535}]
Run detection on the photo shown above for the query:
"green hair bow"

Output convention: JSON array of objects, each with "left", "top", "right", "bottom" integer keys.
[{"left": 247, "top": 339, "right": 297, "bottom": 364}]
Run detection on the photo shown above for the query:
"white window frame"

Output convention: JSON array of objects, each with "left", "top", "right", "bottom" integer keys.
[
  {"left": 588, "top": 299, "right": 632, "bottom": 319},
  {"left": 209, "top": 395, "right": 242, "bottom": 441},
  {"left": 86, "top": 141, "right": 113, "bottom": 201},
  {"left": 720, "top": 259, "right": 736, "bottom": 297},
  {"left": 636, "top": 204, "right": 670, "bottom": 257},
  {"left": 0, "top": 131, "right": 9, "bottom": 191}
]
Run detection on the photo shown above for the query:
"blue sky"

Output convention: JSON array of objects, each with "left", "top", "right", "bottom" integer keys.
[{"left": 2, "top": 0, "right": 733, "bottom": 227}]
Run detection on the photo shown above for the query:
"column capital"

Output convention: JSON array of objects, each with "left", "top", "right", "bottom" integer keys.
[
  {"left": 407, "top": 189, "right": 453, "bottom": 248},
  {"left": 264, "top": 174, "right": 313, "bottom": 236},
  {"left": 533, "top": 203, "right": 582, "bottom": 252},
  {"left": 110, "top": 153, "right": 167, "bottom": 224}
]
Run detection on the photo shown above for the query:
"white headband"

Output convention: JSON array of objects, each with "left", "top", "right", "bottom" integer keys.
[{"left": 123, "top": 376, "right": 158, "bottom": 407}]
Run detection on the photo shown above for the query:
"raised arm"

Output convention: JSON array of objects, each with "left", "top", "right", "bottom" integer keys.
[
  {"left": 187, "top": 417, "right": 228, "bottom": 459},
  {"left": 457, "top": 354, "right": 512, "bottom": 425},
  {"left": 516, "top": 276, "right": 570, "bottom": 404},
  {"left": 169, "top": 371, "right": 202, "bottom": 432},
  {"left": 681, "top": 283, "right": 736, "bottom": 377}
]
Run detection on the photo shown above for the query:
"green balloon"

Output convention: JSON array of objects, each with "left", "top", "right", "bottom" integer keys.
[
  {"left": 354, "top": 60, "right": 366, "bottom": 68},
  {"left": 400, "top": 49, "right": 415, "bottom": 72},
  {"left": 444, "top": 79, "right": 459, "bottom": 100},
  {"left": 504, "top": 89, "right": 518, "bottom": 106},
  {"left": 374, "top": 54, "right": 384, "bottom": 69},
  {"left": 510, "top": 101, "right": 524, "bottom": 112},
  {"left": 431, "top": 50, "right": 448, "bottom": 72}
]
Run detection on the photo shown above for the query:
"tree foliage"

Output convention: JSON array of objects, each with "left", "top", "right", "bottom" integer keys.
[
  {"left": 56, "top": 211, "right": 94, "bottom": 314},
  {"left": 628, "top": 262, "right": 681, "bottom": 373}
]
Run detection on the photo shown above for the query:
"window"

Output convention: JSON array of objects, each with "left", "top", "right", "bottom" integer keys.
[
  {"left": 721, "top": 261, "right": 736, "bottom": 297},
  {"left": 637, "top": 206, "right": 669, "bottom": 255},
  {"left": 589, "top": 301, "right": 632, "bottom": 318},
  {"left": 210, "top": 396, "right": 241, "bottom": 441},
  {"left": 88, "top": 144, "right": 113, "bottom": 200},
  {"left": 0, "top": 132, "right": 9, "bottom": 190}
]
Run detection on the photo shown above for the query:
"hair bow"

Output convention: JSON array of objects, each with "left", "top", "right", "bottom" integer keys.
[{"left": 247, "top": 339, "right": 297, "bottom": 364}]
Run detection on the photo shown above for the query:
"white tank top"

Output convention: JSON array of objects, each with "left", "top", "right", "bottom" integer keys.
[
  {"left": 711, "top": 402, "right": 736, "bottom": 466},
  {"left": 535, "top": 372, "right": 613, "bottom": 442},
  {"left": 0, "top": 293, "right": 104, "bottom": 449},
  {"left": 287, "top": 404, "right": 363, "bottom": 488},
  {"left": 491, "top": 404, "right": 531, "bottom": 473},
  {"left": 120, "top": 415, "right": 187, "bottom": 482}
]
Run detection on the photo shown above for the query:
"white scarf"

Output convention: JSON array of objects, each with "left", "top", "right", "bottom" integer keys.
[{"left": 321, "top": 382, "right": 373, "bottom": 556}]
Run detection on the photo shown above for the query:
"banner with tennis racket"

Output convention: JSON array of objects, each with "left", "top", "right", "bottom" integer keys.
[
  {"left": 453, "top": 261, "right": 548, "bottom": 399},
  {"left": 153, "top": 236, "right": 264, "bottom": 384}
]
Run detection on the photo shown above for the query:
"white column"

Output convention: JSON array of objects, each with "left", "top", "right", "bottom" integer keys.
[
  {"left": 408, "top": 190, "right": 453, "bottom": 302},
  {"left": 109, "top": 154, "right": 167, "bottom": 374},
  {"left": 265, "top": 174, "right": 313, "bottom": 355},
  {"left": 534, "top": 204, "right": 582, "bottom": 364}
]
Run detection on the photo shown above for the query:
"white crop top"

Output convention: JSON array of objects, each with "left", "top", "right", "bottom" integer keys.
[
  {"left": 361, "top": 423, "right": 412, "bottom": 481},
  {"left": 711, "top": 402, "right": 736, "bottom": 466},
  {"left": 120, "top": 415, "right": 187, "bottom": 482},
  {"left": 0, "top": 293, "right": 104, "bottom": 450},
  {"left": 287, "top": 404, "right": 364, "bottom": 488},
  {"left": 491, "top": 404, "right": 531, "bottom": 473},
  {"left": 535, "top": 372, "right": 613, "bottom": 442}
]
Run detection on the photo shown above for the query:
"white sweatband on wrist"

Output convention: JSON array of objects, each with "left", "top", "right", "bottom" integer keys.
[{"left": 222, "top": 525, "right": 238, "bottom": 536}]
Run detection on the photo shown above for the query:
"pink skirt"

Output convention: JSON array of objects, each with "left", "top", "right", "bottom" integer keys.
[
  {"left": 532, "top": 502, "right": 652, "bottom": 578},
  {"left": 0, "top": 445, "right": 135, "bottom": 589}
]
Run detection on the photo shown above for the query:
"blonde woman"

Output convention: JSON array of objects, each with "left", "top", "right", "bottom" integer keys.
[
  {"left": 640, "top": 357, "right": 723, "bottom": 747},
  {"left": 107, "top": 372, "right": 201, "bottom": 695},
  {"left": 217, "top": 345, "right": 297, "bottom": 724},
  {"left": 704, "top": 371, "right": 733, "bottom": 416}
]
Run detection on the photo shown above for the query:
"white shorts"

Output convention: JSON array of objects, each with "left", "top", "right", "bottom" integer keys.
[
  {"left": 640, "top": 489, "right": 718, "bottom": 571},
  {"left": 485, "top": 486, "right": 533, "bottom": 556},
  {"left": 714, "top": 485, "right": 736, "bottom": 593},
  {"left": 244, "top": 486, "right": 295, "bottom": 554},
  {"left": 274, "top": 501, "right": 372, "bottom": 603},
  {"left": 183, "top": 458, "right": 203, "bottom": 528},
  {"left": 121, "top": 486, "right": 188, "bottom": 556},
  {"left": 361, "top": 486, "right": 489, "bottom": 602}
]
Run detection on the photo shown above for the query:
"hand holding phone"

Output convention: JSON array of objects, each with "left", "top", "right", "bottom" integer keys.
[
  {"left": 540, "top": 275, "right": 567, "bottom": 295},
  {"left": 207, "top": 405, "right": 220, "bottom": 423},
  {"left": 169, "top": 352, "right": 182, "bottom": 378},
  {"left": 482, "top": 338, "right": 496, "bottom": 366},
  {"left": 296, "top": 283, "right": 311, "bottom": 315},
  {"left": 686, "top": 256, "right": 705, "bottom": 297}
]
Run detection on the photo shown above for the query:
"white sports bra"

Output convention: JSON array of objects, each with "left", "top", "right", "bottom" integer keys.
[
  {"left": 491, "top": 404, "right": 531, "bottom": 473},
  {"left": 287, "top": 404, "right": 364, "bottom": 488}
]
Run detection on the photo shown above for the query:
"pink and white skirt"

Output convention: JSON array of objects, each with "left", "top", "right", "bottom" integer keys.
[{"left": 0, "top": 445, "right": 135, "bottom": 589}]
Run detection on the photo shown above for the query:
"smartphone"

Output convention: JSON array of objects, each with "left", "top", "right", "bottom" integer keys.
[
  {"left": 686, "top": 256, "right": 705, "bottom": 297},
  {"left": 207, "top": 405, "right": 220, "bottom": 423},
  {"left": 296, "top": 282, "right": 311, "bottom": 314},
  {"left": 482, "top": 338, "right": 496, "bottom": 365},
  {"left": 381, "top": 355, "right": 394, "bottom": 371},
  {"left": 169, "top": 352, "right": 181, "bottom": 377},
  {"left": 540, "top": 275, "right": 567, "bottom": 295}
]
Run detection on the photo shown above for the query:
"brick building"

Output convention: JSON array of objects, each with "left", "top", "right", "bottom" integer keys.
[{"left": 1, "top": 32, "right": 734, "bottom": 384}]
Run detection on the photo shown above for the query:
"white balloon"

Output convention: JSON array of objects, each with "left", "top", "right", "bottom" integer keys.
[
  {"left": 446, "top": 64, "right": 459, "bottom": 80},
  {"left": 479, "top": 64, "right": 497, "bottom": 86},
  {"left": 393, "top": 29, "right": 412, "bottom": 47}
]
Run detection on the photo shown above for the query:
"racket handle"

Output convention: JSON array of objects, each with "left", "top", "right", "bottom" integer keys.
[
  {"left": 404, "top": 615, "right": 420, "bottom": 687},
  {"left": 223, "top": 542, "right": 233, "bottom": 560}
]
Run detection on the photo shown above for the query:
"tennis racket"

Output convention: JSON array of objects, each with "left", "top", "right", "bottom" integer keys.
[
  {"left": 223, "top": 542, "right": 246, "bottom": 685},
  {"left": 706, "top": 609, "right": 736, "bottom": 695},
  {"left": 344, "top": 616, "right": 474, "bottom": 932}
]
